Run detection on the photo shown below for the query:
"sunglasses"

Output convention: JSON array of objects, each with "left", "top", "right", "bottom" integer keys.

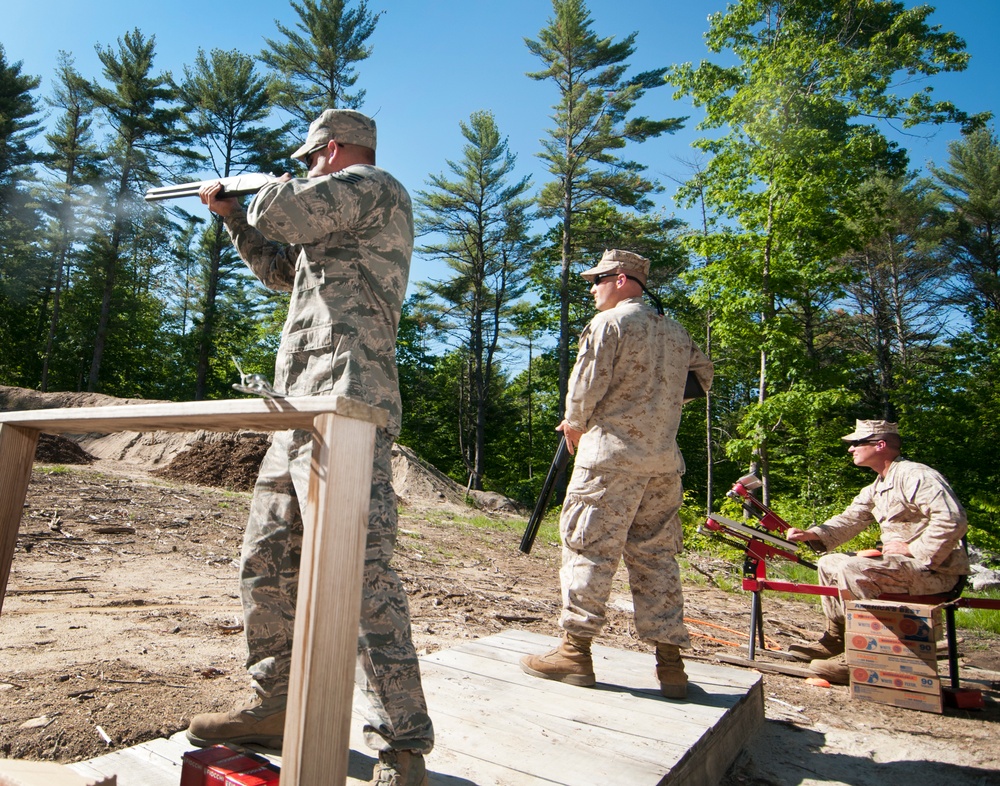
[
  {"left": 593, "top": 273, "right": 619, "bottom": 285},
  {"left": 848, "top": 438, "right": 882, "bottom": 447}
]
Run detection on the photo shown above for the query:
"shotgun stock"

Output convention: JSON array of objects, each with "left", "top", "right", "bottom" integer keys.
[
  {"left": 519, "top": 436, "right": 570, "bottom": 554},
  {"left": 144, "top": 172, "right": 278, "bottom": 202}
]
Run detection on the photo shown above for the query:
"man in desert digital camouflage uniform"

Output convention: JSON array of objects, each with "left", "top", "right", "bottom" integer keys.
[
  {"left": 187, "top": 109, "right": 433, "bottom": 786},
  {"left": 786, "top": 419, "right": 968, "bottom": 684},
  {"left": 519, "top": 249, "right": 713, "bottom": 699}
]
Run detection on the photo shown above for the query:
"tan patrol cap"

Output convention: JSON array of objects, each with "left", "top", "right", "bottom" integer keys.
[
  {"left": 580, "top": 249, "right": 650, "bottom": 285},
  {"left": 841, "top": 419, "right": 899, "bottom": 442},
  {"left": 291, "top": 109, "right": 377, "bottom": 162}
]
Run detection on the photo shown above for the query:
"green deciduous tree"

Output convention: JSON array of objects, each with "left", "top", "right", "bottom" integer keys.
[
  {"left": 668, "top": 0, "right": 985, "bottom": 502},
  {"left": 526, "top": 0, "right": 684, "bottom": 406},
  {"left": 260, "top": 0, "right": 381, "bottom": 127}
]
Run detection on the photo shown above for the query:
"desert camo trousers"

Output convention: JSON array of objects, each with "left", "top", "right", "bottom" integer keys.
[
  {"left": 558, "top": 465, "right": 691, "bottom": 648},
  {"left": 817, "top": 552, "right": 963, "bottom": 627},
  {"left": 240, "top": 427, "right": 433, "bottom": 754}
]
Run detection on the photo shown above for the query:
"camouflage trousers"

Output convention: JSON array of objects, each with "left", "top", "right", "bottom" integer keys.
[
  {"left": 241, "top": 427, "right": 433, "bottom": 754},
  {"left": 558, "top": 465, "right": 690, "bottom": 648},
  {"left": 817, "top": 552, "right": 963, "bottom": 626}
]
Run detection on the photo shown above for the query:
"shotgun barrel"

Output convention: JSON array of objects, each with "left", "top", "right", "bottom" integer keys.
[
  {"left": 519, "top": 436, "right": 570, "bottom": 554},
  {"left": 144, "top": 172, "right": 278, "bottom": 202}
]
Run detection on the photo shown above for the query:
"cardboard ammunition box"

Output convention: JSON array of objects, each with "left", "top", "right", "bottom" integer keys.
[
  {"left": 850, "top": 681, "right": 943, "bottom": 714},
  {"left": 848, "top": 663, "right": 941, "bottom": 694},
  {"left": 845, "top": 647, "right": 938, "bottom": 677},
  {"left": 845, "top": 599, "right": 942, "bottom": 644},
  {"left": 181, "top": 747, "right": 242, "bottom": 786},
  {"left": 846, "top": 631, "right": 937, "bottom": 663}
]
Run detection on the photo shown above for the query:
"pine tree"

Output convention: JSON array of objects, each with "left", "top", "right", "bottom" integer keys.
[
  {"left": 525, "top": 0, "right": 683, "bottom": 407},
  {"left": 415, "top": 111, "right": 535, "bottom": 490},
  {"left": 260, "top": 0, "right": 381, "bottom": 128}
]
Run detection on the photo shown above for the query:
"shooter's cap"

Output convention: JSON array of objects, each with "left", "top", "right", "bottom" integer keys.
[
  {"left": 841, "top": 419, "right": 899, "bottom": 442},
  {"left": 291, "top": 109, "right": 377, "bottom": 162},
  {"left": 580, "top": 249, "right": 650, "bottom": 285}
]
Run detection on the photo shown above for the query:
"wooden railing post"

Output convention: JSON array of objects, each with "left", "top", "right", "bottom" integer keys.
[{"left": 0, "top": 424, "right": 40, "bottom": 614}]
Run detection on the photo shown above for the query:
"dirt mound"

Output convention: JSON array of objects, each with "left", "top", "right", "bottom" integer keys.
[
  {"left": 0, "top": 385, "right": 158, "bottom": 412},
  {"left": 391, "top": 443, "right": 468, "bottom": 507},
  {"left": 152, "top": 433, "right": 272, "bottom": 491},
  {"left": 34, "top": 433, "right": 95, "bottom": 464}
]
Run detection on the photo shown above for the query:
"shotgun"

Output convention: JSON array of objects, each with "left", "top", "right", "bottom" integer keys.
[
  {"left": 144, "top": 172, "right": 278, "bottom": 202},
  {"left": 519, "top": 436, "right": 570, "bottom": 554}
]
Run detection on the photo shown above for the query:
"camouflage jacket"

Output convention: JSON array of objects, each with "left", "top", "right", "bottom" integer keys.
[
  {"left": 223, "top": 165, "right": 412, "bottom": 435},
  {"left": 812, "top": 458, "right": 969, "bottom": 575},
  {"left": 565, "top": 297, "right": 714, "bottom": 475}
]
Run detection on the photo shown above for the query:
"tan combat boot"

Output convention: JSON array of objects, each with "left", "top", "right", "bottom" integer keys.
[
  {"left": 370, "top": 750, "right": 428, "bottom": 786},
  {"left": 788, "top": 622, "right": 845, "bottom": 662},
  {"left": 519, "top": 633, "right": 596, "bottom": 687},
  {"left": 655, "top": 643, "right": 688, "bottom": 699},
  {"left": 809, "top": 655, "right": 849, "bottom": 685},
  {"left": 185, "top": 697, "right": 286, "bottom": 748}
]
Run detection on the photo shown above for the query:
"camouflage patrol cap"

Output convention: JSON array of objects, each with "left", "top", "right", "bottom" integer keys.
[
  {"left": 291, "top": 109, "right": 377, "bottom": 162},
  {"left": 580, "top": 249, "right": 650, "bottom": 285},
  {"left": 841, "top": 419, "right": 899, "bottom": 442}
]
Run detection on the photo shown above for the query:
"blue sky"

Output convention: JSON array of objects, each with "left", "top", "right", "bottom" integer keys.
[{"left": 5, "top": 1, "right": 1000, "bottom": 289}]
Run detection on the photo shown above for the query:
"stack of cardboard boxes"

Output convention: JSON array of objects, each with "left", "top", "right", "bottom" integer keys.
[{"left": 845, "top": 599, "right": 944, "bottom": 713}]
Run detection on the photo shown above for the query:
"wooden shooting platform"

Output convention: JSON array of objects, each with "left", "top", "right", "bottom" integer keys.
[{"left": 67, "top": 629, "right": 763, "bottom": 786}]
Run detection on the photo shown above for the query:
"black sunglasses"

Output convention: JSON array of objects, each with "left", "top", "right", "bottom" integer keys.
[
  {"left": 848, "top": 438, "right": 882, "bottom": 447},
  {"left": 593, "top": 273, "right": 619, "bottom": 284}
]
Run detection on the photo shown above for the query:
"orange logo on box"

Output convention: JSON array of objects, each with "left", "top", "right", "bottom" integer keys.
[
  {"left": 852, "top": 635, "right": 869, "bottom": 649},
  {"left": 899, "top": 618, "right": 919, "bottom": 635},
  {"left": 870, "top": 621, "right": 882, "bottom": 631}
]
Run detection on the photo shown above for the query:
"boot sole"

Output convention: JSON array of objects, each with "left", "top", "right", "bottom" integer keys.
[
  {"left": 520, "top": 662, "right": 596, "bottom": 687},
  {"left": 185, "top": 729, "right": 284, "bottom": 749}
]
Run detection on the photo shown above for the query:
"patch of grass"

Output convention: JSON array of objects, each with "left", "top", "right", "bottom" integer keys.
[
  {"left": 956, "top": 589, "right": 1000, "bottom": 635},
  {"left": 38, "top": 465, "right": 71, "bottom": 475}
]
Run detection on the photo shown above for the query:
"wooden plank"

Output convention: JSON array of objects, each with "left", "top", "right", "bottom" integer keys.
[
  {"left": 280, "top": 412, "right": 376, "bottom": 786},
  {"left": 716, "top": 653, "right": 816, "bottom": 678},
  {"left": 0, "top": 424, "right": 39, "bottom": 612},
  {"left": 0, "top": 395, "right": 387, "bottom": 434}
]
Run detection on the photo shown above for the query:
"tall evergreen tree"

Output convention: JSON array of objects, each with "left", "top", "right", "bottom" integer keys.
[
  {"left": 82, "top": 29, "right": 196, "bottom": 392},
  {"left": 38, "top": 53, "right": 103, "bottom": 391},
  {"left": 931, "top": 126, "right": 1000, "bottom": 323},
  {"left": 0, "top": 45, "right": 44, "bottom": 386},
  {"left": 179, "top": 47, "right": 291, "bottom": 399},
  {"left": 415, "top": 111, "right": 535, "bottom": 490},
  {"left": 525, "top": 0, "right": 684, "bottom": 407},
  {"left": 260, "top": 0, "right": 381, "bottom": 128}
]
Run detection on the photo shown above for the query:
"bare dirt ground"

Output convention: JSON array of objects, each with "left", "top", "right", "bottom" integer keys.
[{"left": 1, "top": 387, "right": 999, "bottom": 785}]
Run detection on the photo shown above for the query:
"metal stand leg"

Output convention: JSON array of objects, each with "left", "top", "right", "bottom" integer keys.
[
  {"left": 748, "top": 591, "right": 762, "bottom": 660},
  {"left": 945, "top": 604, "right": 960, "bottom": 689}
]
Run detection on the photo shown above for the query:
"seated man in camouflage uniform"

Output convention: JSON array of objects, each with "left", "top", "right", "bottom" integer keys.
[
  {"left": 519, "top": 249, "right": 713, "bottom": 699},
  {"left": 188, "top": 109, "right": 433, "bottom": 786},
  {"left": 786, "top": 419, "right": 968, "bottom": 684}
]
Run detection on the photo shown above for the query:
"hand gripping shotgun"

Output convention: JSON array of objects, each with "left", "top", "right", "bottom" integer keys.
[{"left": 144, "top": 172, "right": 278, "bottom": 202}]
